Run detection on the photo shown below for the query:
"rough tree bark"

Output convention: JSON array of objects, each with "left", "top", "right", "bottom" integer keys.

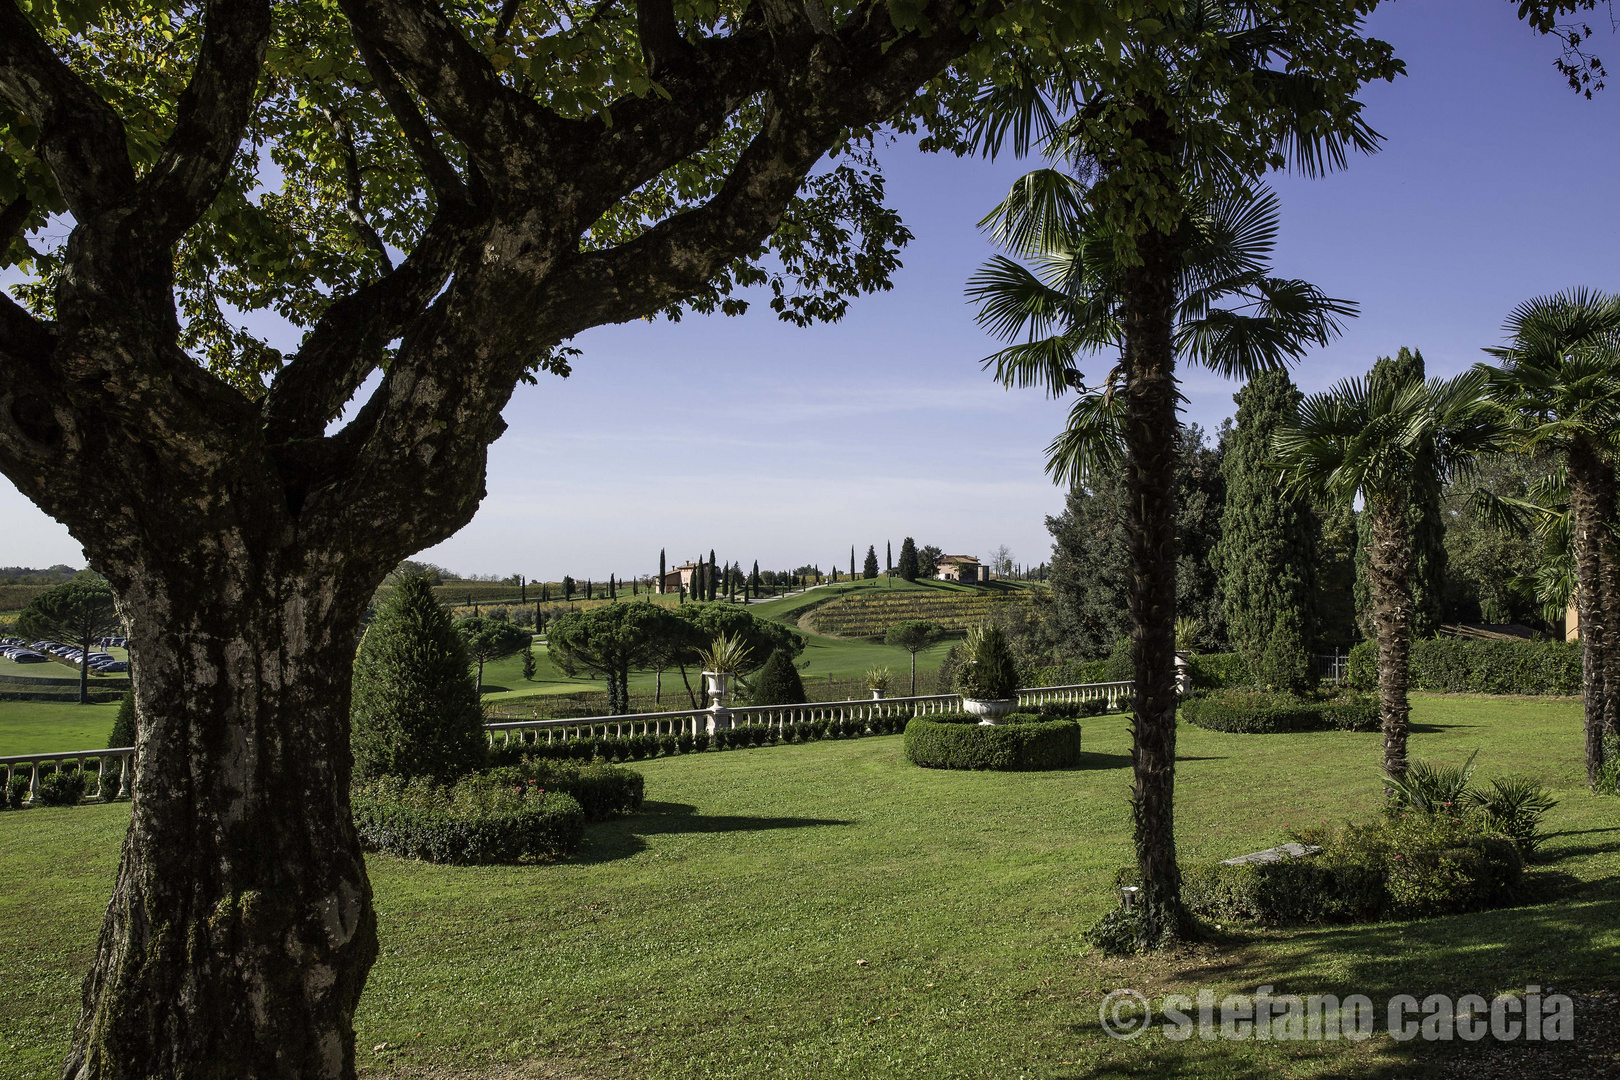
[
  {"left": 0, "top": 0, "right": 982, "bottom": 1074},
  {"left": 1567, "top": 437, "right": 1615, "bottom": 788},
  {"left": 1117, "top": 117, "right": 1188, "bottom": 949},
  {"left": 1367, "top": 493, "right": 1415, "bottom": 786}
]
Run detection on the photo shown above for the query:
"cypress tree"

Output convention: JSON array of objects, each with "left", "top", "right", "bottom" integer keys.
[
  {"left": 609, "top": 574, "right": 616, "bottom": 599},
  {"left": 850, "top": 545, "right": 855, "bottom": 578},
  {"left": 110, "top": 690, "right": 136, "bottom": 749},
  {"left": 1214, "top": 369, "right": 1318, "bottom": 680},
  {"left": 585, "top": 578, "right": 592, "bottom": 600},
  {"left": 708, "top": 549, "right": 717, "bottom": 601},
  {"left": 886, "top": 540, "right": 892, "bottom": 573},
  {"left": 659, "top": 548, "right": 666, "bottom": 594},
  {"left": 1353, "top": 348, "right": 1447, "bottom": 638},
  {"left": 863, "top": 545, "right": 879, "bottom": 579},
  {"left": 350, "top": 574, "right": 485, "bottom": 781}
]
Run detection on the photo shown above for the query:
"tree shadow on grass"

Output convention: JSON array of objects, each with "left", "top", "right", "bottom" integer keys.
[
  {"left": 1409, "top": 722, "right": 1481, "bottom": 734},
  {"left": 1053, "top": 890, "right": 1620, "bottom": 1080},
  {"left": 572, "top": 800, "right": 854, "bottom": 864},
  {"left": 1073, "top": 751, "right": 1133, "bottom": 770}
]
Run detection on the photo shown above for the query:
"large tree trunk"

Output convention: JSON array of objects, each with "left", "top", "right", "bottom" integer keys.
[
  {"left": 62, "top": 559, "right": 379, "bottom": 1078},
  {"left": 1368, "top": 495, "right": 1415, "bottom": 786},
  {"left": 1119, "top": 197, "right": 1187, "bottom": 950},
  {"left": 1567, "top": 439, "right": 1614, "bottom": 788}
]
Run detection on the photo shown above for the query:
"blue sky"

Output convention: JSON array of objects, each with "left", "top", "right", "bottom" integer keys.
[{"left": 3, "top": 1, "right": 1617, "bottom": 579}]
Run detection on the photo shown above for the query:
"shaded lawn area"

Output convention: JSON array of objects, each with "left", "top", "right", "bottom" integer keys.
[{"left": 1, "top": 695, "right": 1614, "bottom": 1079}]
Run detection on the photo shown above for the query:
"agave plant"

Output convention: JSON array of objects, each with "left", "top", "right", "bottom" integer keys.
[
  {"left": 696, "top": 632, "right": 752, "bottom": 674},
  {"left": 864, "top": 666, "right": 893, "bottom": 692}
]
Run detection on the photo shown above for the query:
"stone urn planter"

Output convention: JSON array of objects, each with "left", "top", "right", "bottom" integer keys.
[
  {"left": 961, "top": 697, "right": 1017, "bottom": 724},
  {"left": 702, "top": 669, "right": 732, "bottom": 704}
]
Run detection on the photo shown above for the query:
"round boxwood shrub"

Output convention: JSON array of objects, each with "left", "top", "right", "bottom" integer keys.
[
  {"left": 354, "top": 775, "right": 585, "bottom": 864},
  {"left": 36, "top": 768, "right": 88, "bottom": 807},
  {"left": 1179, "top": 689, "right": 1378, "bottom": 734},
  {"left": 904, "top": 711, "right": 1082, "bottom": 771}
]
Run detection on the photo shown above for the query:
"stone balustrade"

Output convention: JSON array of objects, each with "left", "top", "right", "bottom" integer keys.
[
  {"left": 1, "top": 747, "right": 133, "bottom": 806},
  {"left": 483, "top": 681, "right": 1133, "bottom": 748}
]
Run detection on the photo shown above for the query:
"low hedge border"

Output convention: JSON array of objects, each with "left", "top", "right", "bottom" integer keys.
[
  {"left": 1178, "top": 692, "right": 1378, "bottom": 734},
  {"left": 1348, "top": 638, "right": 1580, "bottom": 696},
  {"left": 354, "top": 782, "right": 585, "bottom": 864},
  {"left": 903, "top": 712, "right": 1082, "bottom": 771},
  {"left": 487, "top": 712, "right": 919, "bottom": 766}
]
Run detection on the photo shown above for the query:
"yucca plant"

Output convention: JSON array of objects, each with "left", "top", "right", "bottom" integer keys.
[
  {"left": 696, "top": 632, "right": 751, "bottom": 674},
  {"left": 864, "top": 666, "right": 893, "bottom": 692}
]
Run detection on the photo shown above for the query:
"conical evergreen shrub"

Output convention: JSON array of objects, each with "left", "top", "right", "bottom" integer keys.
[
  {"left": 109, "top": 691, "right": 135, "bottom": 749},
  {"left": 751, "top": 649, "right": 807, "bottom": 706},
  {"left": 351, "top": 574, "right": 486, "bottom": 781}
]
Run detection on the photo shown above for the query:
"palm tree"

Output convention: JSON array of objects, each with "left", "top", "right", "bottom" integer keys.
[
  {"left": 1476, "top": 289, "right": 1620, "bottom": 787},
  {"left": 970, "top": 178, "right": 1353, "bottom": 946},
  {"left": 1273, "top": 366, "right": 1509, "bottom": 784}
]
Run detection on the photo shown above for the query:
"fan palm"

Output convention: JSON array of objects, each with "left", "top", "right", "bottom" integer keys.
[
  {"left": 1476, "top": 288, "right": 1620, "bottom": 788},
  {"left": 965, "top": 0, "right": 1392, "bottom": 952},
  {"left": 1273, "top": 366, "right": 1510, "bottom": 783}
]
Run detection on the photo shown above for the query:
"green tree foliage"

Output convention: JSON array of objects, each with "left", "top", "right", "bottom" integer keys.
[
  {"left": 1314, "top": 500, "right": 1360, "bottom": 649},
  {"left": 1441, "top": 456, "right": 1546, "bottom": 627},
  {"left": 885, "top": 619, "right": 946, "bottom": 696},
  {"left": 563, "top": 576, "right": 575, "bottom": 602},
  {"left": 675, "top": 603, "right": 802, "bottom": 676},
  {"left": 917, "top": 545, "right": 942, "bottom": 579},
  {"left": 749, "top": 649, "right": 807, "bottom": 707},
  {"left": 520, "top": 639, "right": 537, "bottom": 682},
  {"left": 1215, "top": 370, "right": 1317, "bottom": 669},
  {"left": 863, "top": 545, "right": 879, "bottom": 579},
  {"left": 897, "top": 538, "right": 920, "bottom": 582},
  {"left": 1045, "top": 425, "right": 1227, "bottom": 659},
  {"left": 547, "top": 602, "right": 691, "bottom": 716},
  {"left": 351, "top": 576, "right": 485, "bottom": 783},
  {"left": 16, "top": 576, "right": 122, "bottom": 704},
  {"left": 455, "top": 617, "right": 530, "bottom": 695}
]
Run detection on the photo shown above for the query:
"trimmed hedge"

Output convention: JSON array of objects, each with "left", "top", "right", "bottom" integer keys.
[
  {"left": 904, "top": 712, "right": 1082, "bottom": 771},
  {"left": 1347, "top": 637, "right": 1580, "bottom": 696},
  {"left": 1186, "top": 652, "right": 1251, "bottom": 689},
  {"left": 1178, "top": 690, "right": 1379, "bottom": 734},
  {"left": 354, "top": 776, "right": 585, "bottom": 864},
  {"left": 485, "top": 760, "right": 643, "bottom": 822},
  {"left": 1115, "top": 813, "right": 1524, "bottom": 927}
]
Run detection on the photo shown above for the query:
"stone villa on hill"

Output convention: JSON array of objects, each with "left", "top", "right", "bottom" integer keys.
[{"left": 936, "top": 555, "right": 990, "bottom": 583}]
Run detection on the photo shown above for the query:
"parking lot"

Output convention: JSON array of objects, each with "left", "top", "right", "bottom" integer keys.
[{"left": 0, "top": 637, "right": 130, "bottom": 679}]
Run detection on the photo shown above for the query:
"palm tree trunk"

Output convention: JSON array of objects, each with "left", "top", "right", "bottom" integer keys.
[
  {"left": 1368, "top": 494, "right": 1415, "bottom": 785},
  {"left": 1119, "top": 197, "right": 1187, "bottom": 949},
  {"left": 1567, "top": 439, "right": 1613, "bottom": 787}
]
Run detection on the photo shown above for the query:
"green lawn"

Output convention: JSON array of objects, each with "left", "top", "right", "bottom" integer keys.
[
  {"left": 2, "top": 694, "right": 1614, "bottom": 1078},
  {"left": 0, "top": 699, "right": 121, "bottom": 755}
]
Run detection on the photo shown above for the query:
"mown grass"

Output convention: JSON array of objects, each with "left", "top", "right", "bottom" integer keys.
[
  {"left": 0, "top": 699, "right": 121, "bottom": 756},
  {"left": 1, "top": 694, "right": 1614, "bottom": 1079}
]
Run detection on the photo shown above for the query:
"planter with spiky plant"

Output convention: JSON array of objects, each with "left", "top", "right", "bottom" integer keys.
[
  {"left": 697, "top": 632, "right": 753, "bottom": 709},
  {"left": 955, "top": 623, "right": 1019, "bottom": 722}
]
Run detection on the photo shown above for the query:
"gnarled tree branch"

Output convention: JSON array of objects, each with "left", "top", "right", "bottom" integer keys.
[
  {"left": 0, "top": 2, "right": 135, "bottom": 218},
  {"left": 138, "top": 0, "right": 272, "bottom": 246}
]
